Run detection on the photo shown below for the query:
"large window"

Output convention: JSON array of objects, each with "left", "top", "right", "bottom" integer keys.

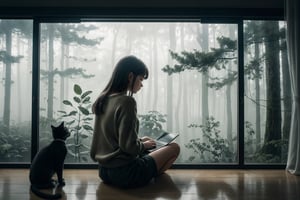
[
  {"left": 244, "top": 20, "right": 289, "bottom": 164},
  {"left": 0, "top": 18, "right": 288, "bottom": 167},
  {"left": 38, "top": 22, "right": 238, "bottom": 164},
  {"left": 0, "top": 19, "right": 32, "bottom": 163}
]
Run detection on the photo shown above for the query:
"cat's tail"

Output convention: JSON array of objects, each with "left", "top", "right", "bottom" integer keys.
[{"left": 30, "top": 185, "right": 62, "bottom": 199}]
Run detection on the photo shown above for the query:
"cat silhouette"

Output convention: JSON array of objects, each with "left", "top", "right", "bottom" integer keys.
[{"left": 29, "top": 122, "right": 70, "bottom": 199}]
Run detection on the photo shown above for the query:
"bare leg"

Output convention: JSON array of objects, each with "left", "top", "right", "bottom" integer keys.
[{"left": 149, "top": 143, "right": 180, "bottom": 175}]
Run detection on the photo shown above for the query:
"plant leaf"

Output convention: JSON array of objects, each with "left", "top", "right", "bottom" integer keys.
[
  {"left": 79, "top": 106, "right": 90, "bottom": 115},
  {"left": 83, "top": 117, "right": 93, "bottom": 121},
  {"left": 82, "top": 144, "right": 91, "bottom": 149},
  {"left": 63, "top": 100, "right": 73, "bottom": 106},
  {"left": 66, "top": 120, "right": 75, "bottom": 125},
  {"left": 74, "top": 96, "right": 81, "bottom": 103},
  {"left": 81, "top": 134, "right": 89, "bottom": 139},
  {"left": 68, "top": 111, "right": 77, "bottom": 116},
  {"left": 82, "top": 97, "right": 91, "bottom": 104},
  {"left": 57, "top": 110, "right": 67, "bottom": 114},
  {"left": 83, "top": 125, "right": 93, "bottom": 131},
  {"left": 81, "top": 91, "right": 92, "bottom": 99},
  {"left": 74, "top": 84, "right": 82, "bottom": 95}
]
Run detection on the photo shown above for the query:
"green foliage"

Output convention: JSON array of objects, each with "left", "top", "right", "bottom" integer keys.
[
  {"left": 247, "top": 139, "right": 288, "bottom": 164},
  {"left": 0, "top": 50, "right": 23, "bottom": 64},
  {"left": 185, "top": 117, "right": 235, "bottom": 163},
  {"left": 244, "top": 121, "right": 255, "bottom": 140},
  {"left": 0, "top": 121, "right": 31, "bottom": 162},
  {"left": 58, "top": 84, "right": 93, "bottom": 162},
  {"left": 162, "top": 36, "right": 238, "bottom": 90},
  {"left": 138, "top": 111, "right": 167, "bottom": 138},
  {"left": 56, "top": 24, "right": 103, "bottom": 46},
  {"left": 0, "top": 20, "right": 32, "bottom": 38},
  {"left": 244, "top": 21, "right": 265, "bottom": 45},
  {"left": 216, "top": 36, "right": 237, "bottom": 50},
  {"left": 253, "top": 139, "right": 288, "bottom": 163},
  {"left": 244, "top": 57, "right": 264, "bottom": 80},
  {"left": 207, "top": 70, "right": 238, "bottom": 90},
  {"left": 40, "top": 68, "right": 95, "bottom": 80},
  {"left": 244, "top": 121, "right": 257, "bottom": 160},
  {"left": 244, "top": 121, "right": 288, "bottom": 164}
]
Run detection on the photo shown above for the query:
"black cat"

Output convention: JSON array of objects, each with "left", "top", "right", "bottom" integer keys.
[{"left": 29, "top": 122, "right": 70, "bottom": 199}]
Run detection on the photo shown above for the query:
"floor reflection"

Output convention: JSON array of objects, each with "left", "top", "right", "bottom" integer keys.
[
  {"left": 1, "top": 178, "right": 10, "bottom": 200},
  {"left": 2, "top": 169, "right": 299, "bottom": 200},
  {"left": 29, "top": 185, "right": 66, "bottom": 200},
  {"left": 76, "top": 180, "right": 88, "bottom": 200},
  {"left": 193, "top": 171, "right": 300, "bottom": 200},
  {"left": 97, "top": 173, "right": 182, "bottom": 200},
  {"left": 237, "top": 171, "right": 300, "bottom": 200},
  {"left": 195, "top": 179, "right": 237, "bottom": 199}
]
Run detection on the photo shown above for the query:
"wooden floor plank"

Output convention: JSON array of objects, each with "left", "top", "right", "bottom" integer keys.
[{"left": 1, "top": 169, "right": 300, "bottom": 200}]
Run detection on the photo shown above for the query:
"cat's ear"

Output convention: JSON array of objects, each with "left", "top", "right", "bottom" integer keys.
[{"left": 59, "top": 121, "right": 64, "bottom": 128}]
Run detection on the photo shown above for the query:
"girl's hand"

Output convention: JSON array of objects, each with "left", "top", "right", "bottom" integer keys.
[
  {"left": 140, "top": 136, "right": 153, "bottom": 142},
  {"left": 143, "top": 139, "right": 156, "bottom": 150}
]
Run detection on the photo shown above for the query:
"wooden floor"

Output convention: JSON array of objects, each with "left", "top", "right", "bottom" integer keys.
[{"left": 1, "top": 169, "right": 300, "bottom": 200}]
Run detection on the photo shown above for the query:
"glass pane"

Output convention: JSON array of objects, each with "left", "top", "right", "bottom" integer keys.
[
  {"left": 39, "top": 22, "right": 238, "bottom": 164},
  {"left": 244, "top": 20, "right": 289, "bottom": 164},
  {"left": 0, "top": 19, "right": 32, "bottom": 163}
]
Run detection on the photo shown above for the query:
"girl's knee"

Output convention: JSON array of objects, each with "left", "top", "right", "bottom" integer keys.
[{"left": 169, "top": 143, "right": 180, "bottom": 155}]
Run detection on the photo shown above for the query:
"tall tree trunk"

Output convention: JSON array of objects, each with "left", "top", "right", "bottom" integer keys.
[
  {"left": 226, "top": 26, "right": 235, "bottom": 152},
  {"left": 167, "top": 24, "right": 176, "bottom": 131},
  {"left": 125, "top": 28, "right": 132, "bottom": 55},
  {"left": 211, "top": 25, "right": 217, "bottom": 117},
  {"left": 152, "top": 35, "right": 158, "bottom": 110},
  {"left": 3, "top": 27, "right": 12, "bottom": 132},
  {"left": 197, "top": 24, "right": 210, "bottom": 157},
  {"left": 174, "top": 74, "right": 182, "bottom": 131},
  {"left": 198, "top": 24, "right": 209, "bottom": 125},
  {"left": 182, "top": 26, "right": 189, "bottom": 141},
  {"left": 262, "top": 21, "right": 282, "bottom": 157},
  {"left": 17, "top": 33, "right": 22, "bottom": 123},
  {"left": 60, "top": 42, "right": 65, "bottom": 110},
  {"left": 174, "top": 24, "right": 184, "bottom": 131},
  {"left": 111, "top": 25, "right": 120, "bottom": 68},
  {"left": 47, "top": 24, "right": 54, "bottom": 120},
  {"left": 226, "top": 76, "right": 233, "bottom": 151},
  {"left": 281, "top": 40, "right": 291, "bottom": 140},
  {"left": 65, "top": 45, "right": 70, "bottom": 100},
  {"left": 254, "top": 42, "right": 261, "bottom": 150}
]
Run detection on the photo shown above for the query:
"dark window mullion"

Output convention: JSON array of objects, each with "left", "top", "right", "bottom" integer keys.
[
  {"left": 31, "top": 18, "right": 41, "bottom": 162},
  {"left": 237, "top": 20, "right": 245, "bottom": 167}
]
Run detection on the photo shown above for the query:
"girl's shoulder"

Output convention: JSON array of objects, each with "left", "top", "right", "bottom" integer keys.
[
  {"left": 114, "top": 95, "right": 137, "bottom": 112},
  {"left": 118, "top": 95, "right": 136, "bottom": 104},
  {"left": 111, "top": 94, "right": 136, "bottom": 106}
]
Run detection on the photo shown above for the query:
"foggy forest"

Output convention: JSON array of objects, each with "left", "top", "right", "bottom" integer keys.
[{"left": 0, "top": 20, "right": 290, "bottom": 165}]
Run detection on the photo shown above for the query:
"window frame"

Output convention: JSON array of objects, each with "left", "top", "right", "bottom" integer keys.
[{"left": 0, "top": 7, "right": 285, "bottom": 169}]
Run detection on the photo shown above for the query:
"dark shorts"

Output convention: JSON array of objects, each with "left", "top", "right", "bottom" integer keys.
[{"left": 99, "top": 155, "right": 157, "bottom": 188}]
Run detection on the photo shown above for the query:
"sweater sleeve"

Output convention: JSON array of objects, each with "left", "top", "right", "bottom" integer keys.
[
  {"left": 116, "top": 97, "right": 145, "bottom": 155},
  {"left": 90, "top": 117, "right": 98, "bottom": 162}
]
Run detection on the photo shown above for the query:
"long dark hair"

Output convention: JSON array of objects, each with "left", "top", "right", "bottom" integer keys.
[{"left": 92, "top": 55, "right": 149, "bottom": 115}]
